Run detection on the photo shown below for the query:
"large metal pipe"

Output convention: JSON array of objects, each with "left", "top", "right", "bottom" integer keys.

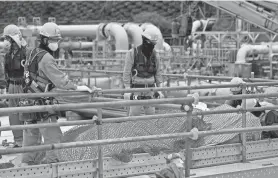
[
  {"left": 26, "top": 25, "right": 99, "bottom": 38},
  {"left": 140, "top": 23, "right": 164, "bottom": 51},
  {"left": 59, "top": 41, "right": 93, "bottom": 49},
  {"left": 0, "top": 41, "right": 93, "bottom": 50},
  {"left": 123, "top": 23, "right": 143, "bottom": 48},
  {"left": 97, "top": 22, "right": 129, "bottom": 52},
  {"left": 236, "top": 43, "right": 278, "bottom": 64}
]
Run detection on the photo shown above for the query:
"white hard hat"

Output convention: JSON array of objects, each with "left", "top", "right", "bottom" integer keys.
[
  {"left": 244, "top": 98, "right": 257, "bottom": 109},
  {"left": 230, "top": 77, "right": 245, "bottom": 85},
  {"left": 142, "top": 30, "right": 158, "bottom": 44},
  {"left": 230, "top": 77, "right": 245, "bottom": 93},
  {"left": 40, "top": 22, "right": 62, "bottom": 39},
  {"left": 2, "top": 24, "right": 26, "bottom": 48}
]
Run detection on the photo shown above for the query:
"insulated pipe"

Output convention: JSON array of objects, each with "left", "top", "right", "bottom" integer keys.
[
  {"left": 0, "top": 41, "right": 93, "bottom": 50},
  {"left": 26, "top": 25, "right": 99, "bottom": 38},
  {"left": 59, "top": 41, "right": 93, "bottom": 49},
  {"left": 140, "top": 23, "right": 164, "bottom": 51},
  {"left": 123, "top": 23, "right": 143, "bottom": 48},
  {"left": 97, "top": 22, "right": 129, "bottom": 52},
  {"left": 236, "top": 44, "right": 278, "bottom": 64}
]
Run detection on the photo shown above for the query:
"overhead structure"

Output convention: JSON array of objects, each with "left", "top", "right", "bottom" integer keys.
[
  {"left": 203, "top": 1, "right": 278, "bottom": 35},
  {"left": 250, "top": 1, "right": 278, "bottom": 12}
]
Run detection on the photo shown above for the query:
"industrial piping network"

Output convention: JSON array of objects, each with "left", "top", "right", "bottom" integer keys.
[
  {"left": 236, "top": 43, "right": 278, "bottom": 64},
  {"left": 13, "top": 22, "right": 169, "bottom": 52}
]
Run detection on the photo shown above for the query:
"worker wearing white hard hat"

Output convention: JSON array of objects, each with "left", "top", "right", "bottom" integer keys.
[
  {"left": 1, "top": 24, "right": 27, "bottom": 148},
  {"left": 225, "top": 77, "right": 247, "bottom": 108},
  {"left": 123, "top": 29, "right": 164, "bottom": 116},
  {"left": 20, "top": 22, "right": 101, "bottom": 166},
  {"left": 225, "top": 77, "right": 264, "bottom": 117}
]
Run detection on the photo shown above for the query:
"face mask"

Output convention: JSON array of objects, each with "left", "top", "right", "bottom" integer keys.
[
  {"left": 142, "top": 39, "right": 155, "bottom": 57},
  {"left": 48, "top": 43, "right": 58, "bottom": 51},
  {"left": 2, "top": 40, "right": 11, "bottom": 53}
]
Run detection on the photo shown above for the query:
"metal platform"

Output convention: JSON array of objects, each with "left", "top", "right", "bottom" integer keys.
[{"left": 1, "top": 138, "right": 278, "bottom": 178}]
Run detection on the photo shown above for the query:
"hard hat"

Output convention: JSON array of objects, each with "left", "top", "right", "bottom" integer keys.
[
  {"left": 39, "top": 22, "right": 62, "bottom": 39},
  {"left": 230, "top": 77, "right": 245, "bottom": 93},
  {"left": 244, "top": 98, "right": 257, "bottom": 109},
  {"left": 142, "top": 30, "right": 158, "bottom": 44},
  {"left": 2, "top": 24, "right": 26, "bottom": 48},
  {"left": 230, "top": 77, "right": 245, "bottom": 85},
  {"left": 165, "top": 153, "right": 183, "bottom": 164}
]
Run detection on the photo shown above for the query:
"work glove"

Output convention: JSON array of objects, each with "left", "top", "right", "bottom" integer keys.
[{"left": 124, "top": 93, "right": 131, "bottom": 100}]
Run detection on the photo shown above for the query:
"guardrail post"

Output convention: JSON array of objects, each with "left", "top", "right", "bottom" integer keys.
[
  {"left": 184, "top": 104, "right": 193, "bottom": 177},
  {"left": 88, "top": 71, "right": 91, "bottom": 87},
  {"left": 187, "top": 77, "right": 191, "bottom": 95},
  {"left": 251, "top": 72, "right": 254, "bottom": 93},
  {"left": 241, "top": 83, "right": 247, "bottom": 162},
  {"left": 97, "top": 108, "right": 104, "bottom": 178}
]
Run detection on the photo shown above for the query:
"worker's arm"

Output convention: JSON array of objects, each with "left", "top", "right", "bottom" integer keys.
[
  {"left": 122, "top": 49, "right": 134, "bottom": 89},
  {"left": 154, "top": 52, "right": 163, "bottom": 87},
  {"left": 39, "top": 53, "right": 77, "bottom": 90}
]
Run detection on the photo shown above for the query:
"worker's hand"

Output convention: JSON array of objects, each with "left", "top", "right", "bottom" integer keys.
[
  {"left": 124, "top": 93, "right": 131, "bottom": 100},
  {"left": 76, "top": 85, "right": 93, "bottom": 93},
  {"left": 157, "top": 91, "right": 164, "bottom": 99}
]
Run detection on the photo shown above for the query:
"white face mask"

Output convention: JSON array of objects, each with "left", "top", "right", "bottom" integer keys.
[
  {"left": 48, "top": 43, "right": 58, "bottom": 51},
  {"left": 2, "top": 40, "right": 11, "bottom": 53}
]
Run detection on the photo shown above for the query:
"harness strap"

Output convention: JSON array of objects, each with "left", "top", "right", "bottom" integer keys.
[{"left": 25, "top": 48, "right": 50, "bottom": 86}]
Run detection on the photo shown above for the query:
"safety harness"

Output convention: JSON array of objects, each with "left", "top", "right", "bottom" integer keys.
[
  {"left": 19, "top": 48, "right": 58, "bottom": 122},
  {"left": 131, "top": 46, "right": 157, "bottom": 88}
]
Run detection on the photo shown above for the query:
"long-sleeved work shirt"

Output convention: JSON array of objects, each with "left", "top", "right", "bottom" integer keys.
[
  {"left": 38, "top": 52, "right": 77, "bottom": 90},
  {"left": 123, "top": 48, "right": 163, "bottom": 88}
]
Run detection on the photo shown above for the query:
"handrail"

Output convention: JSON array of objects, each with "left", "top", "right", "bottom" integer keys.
[
  {"left": 60, "top": 68, "right": 277, "bottom": 82},
  {"left": 1, "top": 82, "right": 278, "bottom": 99},
  {"left": 1, "top": 105, "right": 277, "bottom": 132},
  {"left": 1, "top": 124, "right": 278, "bottom": 155},
  {"left": 0, "top": 92, "right": 278, "bottom": 115}
]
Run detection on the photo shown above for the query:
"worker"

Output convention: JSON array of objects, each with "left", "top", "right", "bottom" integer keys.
[
  {"left": 123, "top": 30, "right": 164, "bottom": 116},
  {"left": 2, "top": 24, "right": 27, "bottom": 148},
  {"left": 225, "top": 77, "right": 264, "bottom": 117},
  {"left": 19, "top": 22, "right": 98, "bottom": 166},
  {"left": 155, "top": 153, "right": 185, "bottom": 178}
]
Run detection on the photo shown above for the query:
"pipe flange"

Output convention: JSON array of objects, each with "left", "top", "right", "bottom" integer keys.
[{"left": 97, "top": 23, "right": 108, "bottom": 39}]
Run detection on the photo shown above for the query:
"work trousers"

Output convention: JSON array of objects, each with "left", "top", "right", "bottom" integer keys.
[
  {"left": 8, "top": 83, "right": 24, "bottom": 144},
  {"left": 21, "top": 116, "right": 63, "bottom": 165},
  {"left": 129, "top": 91, "right": 156, "bottom": 116}
]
